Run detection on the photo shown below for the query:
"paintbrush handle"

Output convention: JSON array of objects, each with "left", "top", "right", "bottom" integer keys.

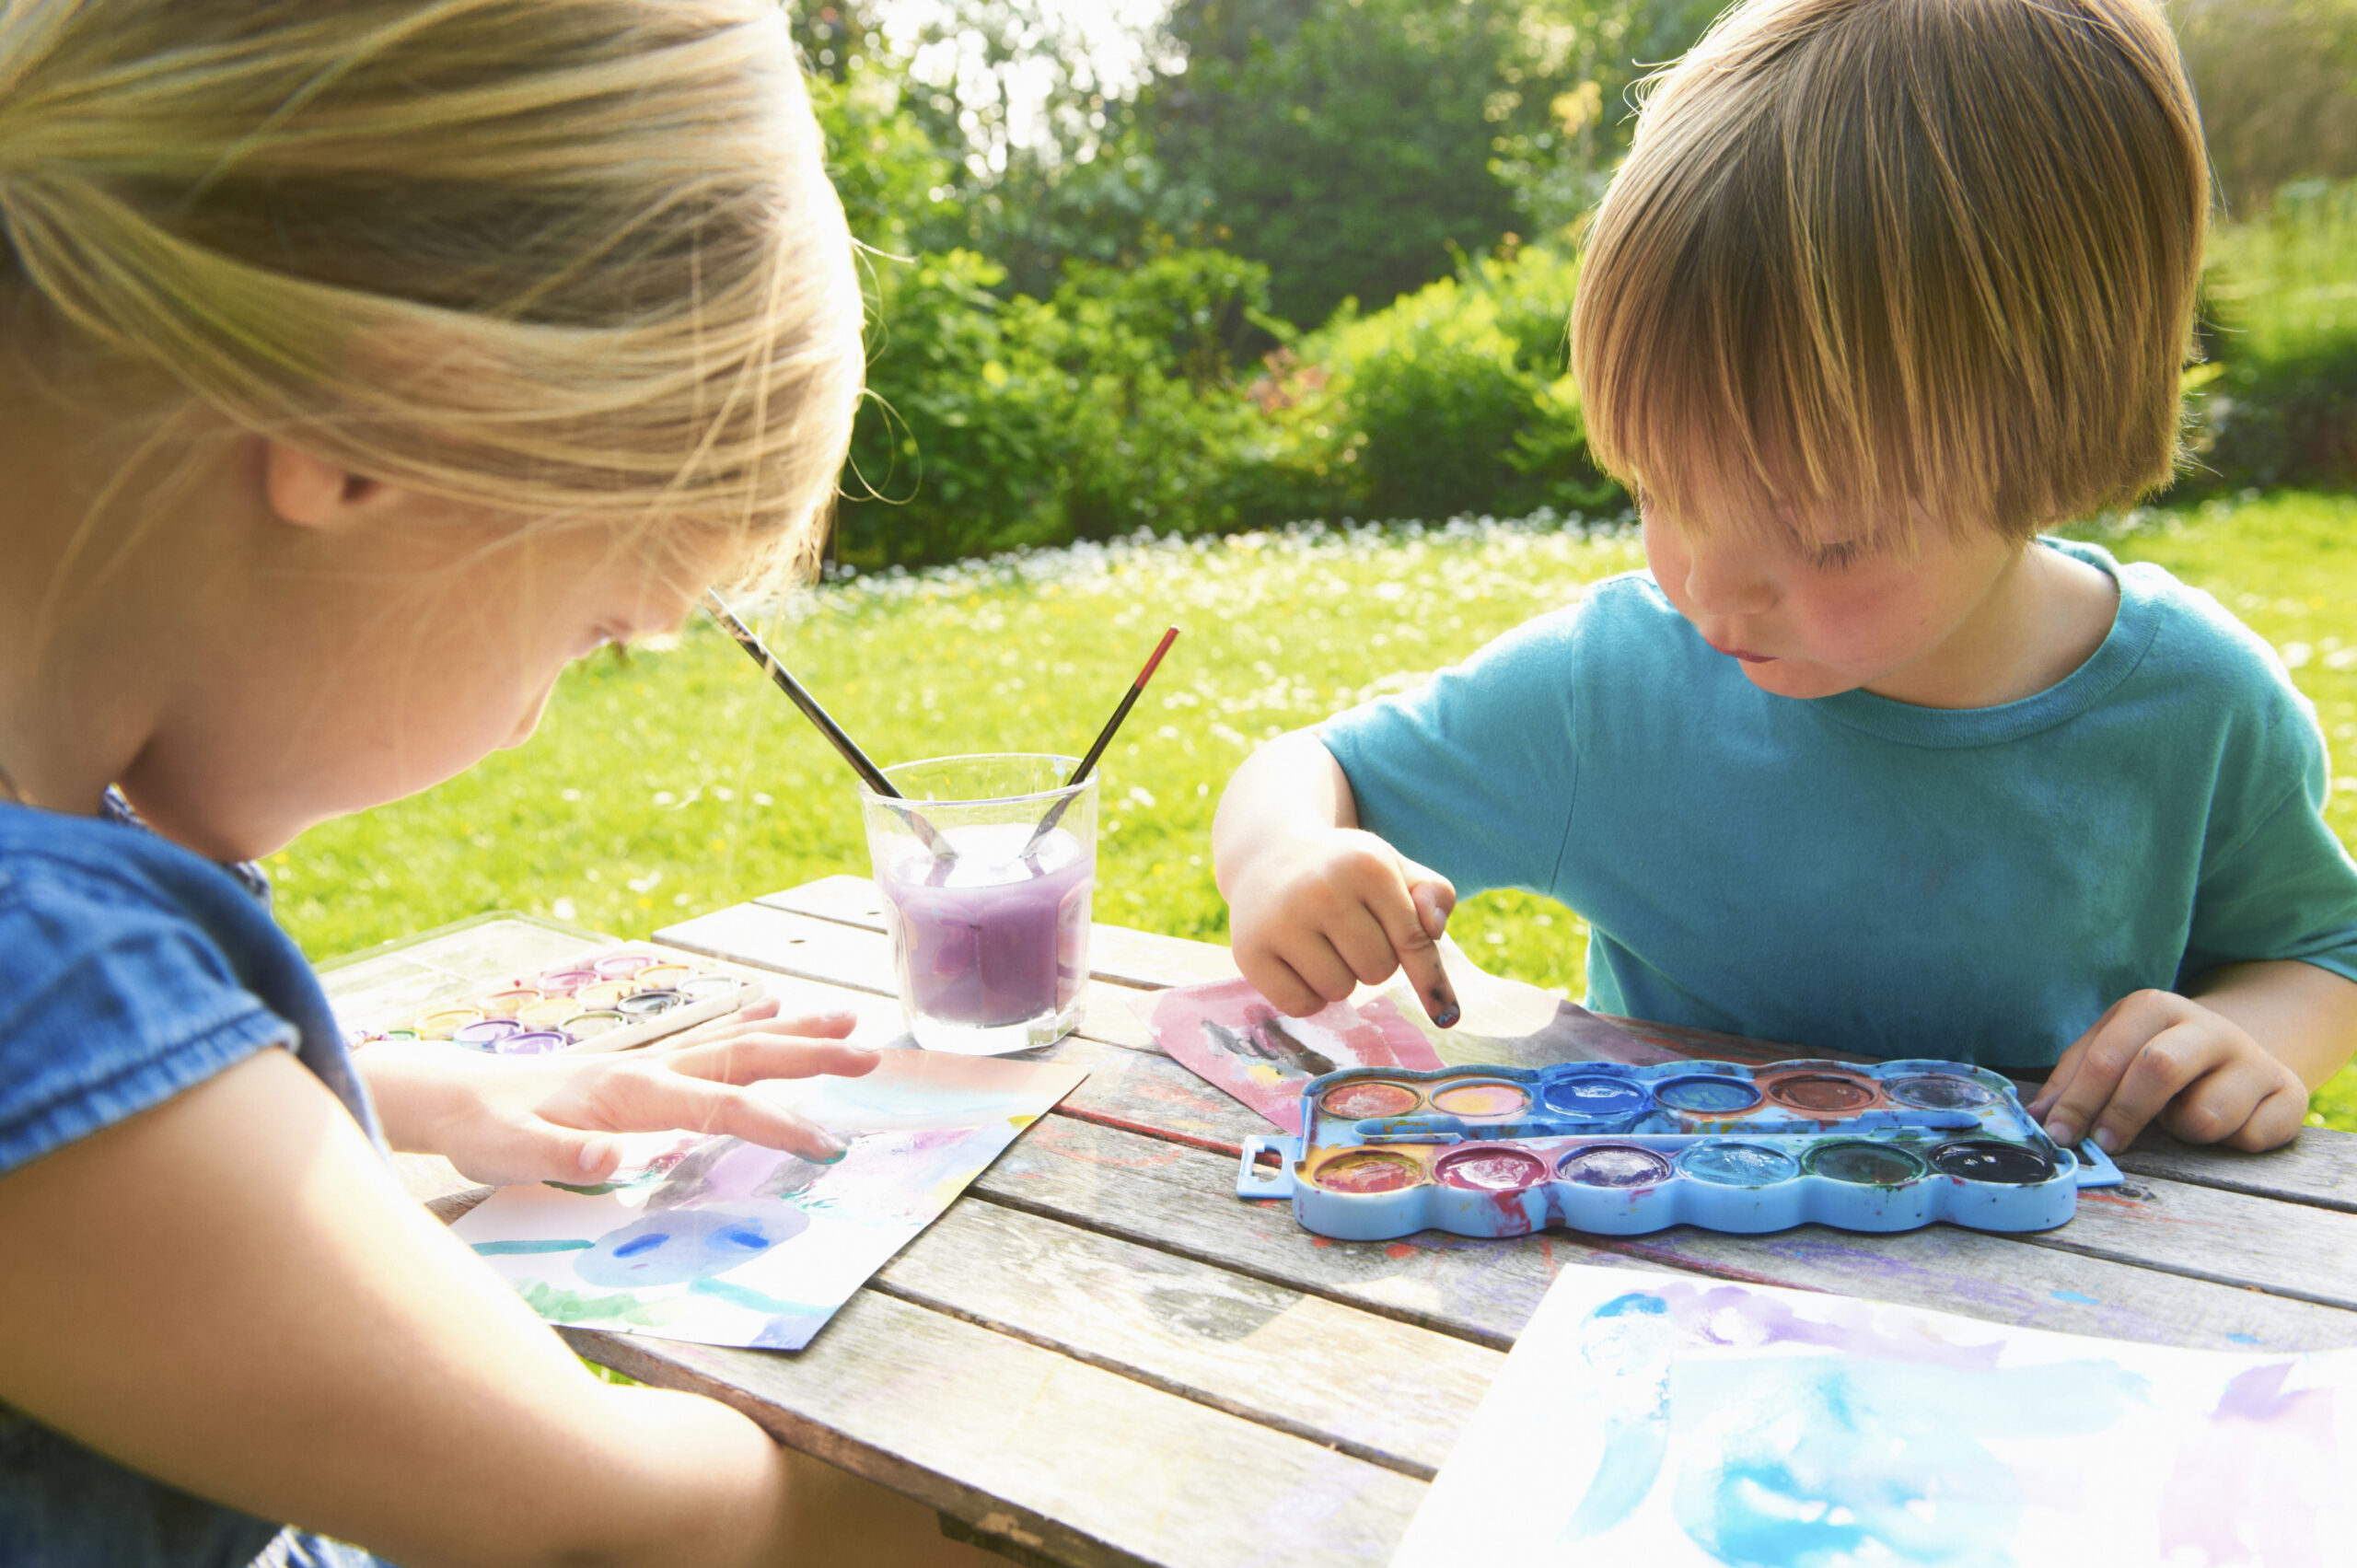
[
  {"left": 704, "top": 593, "right": 954, "bottom": 857},
  {"left": 1023, "top": 626, "right": 1179, "bottom": 856}
]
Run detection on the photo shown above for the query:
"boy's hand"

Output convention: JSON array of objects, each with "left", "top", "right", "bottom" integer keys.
[
  {"left": 2026, "top": 989, "right": 2310, "bottom": 1155},
  {"left": 1225, "top": 826, "right": 1461, "bottom": 1025},
  {"left": 360, "top": 997, "right": 884, "bottom": 1185}
]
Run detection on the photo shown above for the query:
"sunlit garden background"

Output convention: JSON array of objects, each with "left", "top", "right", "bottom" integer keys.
[{"left": 282, "top": 0, "right": 2357, "bottom": 1128}]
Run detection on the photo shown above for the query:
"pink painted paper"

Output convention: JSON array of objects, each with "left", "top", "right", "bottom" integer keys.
[{"left": 1147, "top": 981, "right": 1446, "bottom": 1134}]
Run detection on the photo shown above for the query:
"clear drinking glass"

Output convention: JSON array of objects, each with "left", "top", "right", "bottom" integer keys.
[{"left": 858, "top": 753, "right": 1097, "bottom": 1053}]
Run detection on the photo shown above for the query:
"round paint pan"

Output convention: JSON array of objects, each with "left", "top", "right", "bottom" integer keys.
[
  {"left": 1931, "top": 1140, "right": 2057, "bottom": 1185},
  {"left": 474, "top": 988, "right": 542, "bottom": 1019},
  {"left": 593, "top": 952, "right": 661, "bottom": 981},
  {"left": 536, "top": 967, "right": 599, "bottom": 996},
  {"left": 631, "top": 963, "right": 696, "bottom": 990},
  {"left": 414, "top": 1006, "right": 485, "bottom": 1040},
  {"left": 1887, "top": 1074, "right": 2000, "bottom": 1111},
  {"left": 1427, "top": 1079, "right": 1530, "bottom": 1120},
  {"left": 1766, "top": 1072, "right": 1881, "bottom": 1114},
  {"left": 616, "top": 989, "right": 685, "bottom": 1019},
  {"left": 678, "top": 974, "right": 744, "bottom": 1004},
  {"left": 1434, "top": 1145, "right": 1550, "bottom": 1192},
  {"left": 575, "top": 980, "right": 634, "bottom": 1007},
  {"left": 561, "top": 1010, "right": 629, "bottom": 1041},
  {"left": 1555, "top": 1144, "right": 1673, "bottom": 1188},
  {"left": 1319, "top": 1080, "right": 1422, "bottom": 1120},
  {"left": 1654, "top": 1075, "right": 1763, "bottom": 1115},
  {"left": 1311, "top": 1149, "right": 1427, "bottom": 1195},
  {"left": 515, "top": 996, "right": 578, "bottom": 1029},
  {"left": 378, "top": 1028, "right": 420, "bottom": 1043},
  {"left": 452, "top": 1017, "right": 526, "bottom": 1051},
  {"left": 1805, "top": 1141, "right": 1929, "bottom": 1186},
  {"left": 496, "top": 1030, "right": 571, "bottom": 1055},
  {"left": 1539, "top": 1074, "right": 1650, "bottom": 1120},
  {"left": 1677, "top": 1142, "right": 1800, "bottom": 1187}
]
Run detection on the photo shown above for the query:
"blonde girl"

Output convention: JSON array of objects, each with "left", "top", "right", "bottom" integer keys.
[{"left": 0, "top": 3, "right": 911, "bottom": 1564}]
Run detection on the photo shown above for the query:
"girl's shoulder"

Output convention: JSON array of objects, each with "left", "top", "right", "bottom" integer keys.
[{"left": 0, "top": 808, "right": 325, "bottom": 1180}]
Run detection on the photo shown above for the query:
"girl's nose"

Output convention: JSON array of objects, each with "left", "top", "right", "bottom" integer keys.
[{"left": 1684, "top": 540, "right": 1777, "bottom": 616}]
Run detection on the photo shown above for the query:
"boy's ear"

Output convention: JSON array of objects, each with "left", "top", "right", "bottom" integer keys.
[{"left": 261, "top": 439, "right": 397, "bottom": 528}]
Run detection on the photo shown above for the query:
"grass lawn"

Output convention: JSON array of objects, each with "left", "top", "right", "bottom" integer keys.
[{"left": 281, "top": 492, "right": 2357, "bottom": 1130}]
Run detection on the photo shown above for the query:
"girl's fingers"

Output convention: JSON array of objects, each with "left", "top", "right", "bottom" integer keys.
[
  {"left": 590, "top": 1071, "right": 849, "bottom": 1162},
  {"left": 656, "top": 1001, "right": 857, "bottom": 1055},
  {"left": 659, "top": 1033, "right": 881, "bottom": 1086}
]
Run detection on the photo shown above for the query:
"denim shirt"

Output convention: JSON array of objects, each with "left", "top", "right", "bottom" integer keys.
[{"left": 0, "top": 802, "right": 389, "bottom": 1568}]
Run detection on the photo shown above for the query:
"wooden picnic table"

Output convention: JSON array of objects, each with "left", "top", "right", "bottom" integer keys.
[{"left": 346, "top": 877, "right": 2357, "bottom": 1568}]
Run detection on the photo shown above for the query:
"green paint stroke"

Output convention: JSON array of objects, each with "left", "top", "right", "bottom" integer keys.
[
  {"left": 471, "top": 1238, "right": 596, "bottom": 1256},
  {"left": 517, "top": 1278, "right": 679, "bottom": 1327}
]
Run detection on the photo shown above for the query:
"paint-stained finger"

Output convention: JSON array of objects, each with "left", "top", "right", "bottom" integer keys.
[{"left": 1394, "top": 864, "right": 1459, "bottom": 1027}]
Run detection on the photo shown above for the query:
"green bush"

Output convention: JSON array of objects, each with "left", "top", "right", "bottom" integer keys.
[
  {"left": 1249, "top": 244, "right": 1623, "bottom": 523},
  {"left": 2183, "top": 179, "right": 2357, "bottom": 494}
]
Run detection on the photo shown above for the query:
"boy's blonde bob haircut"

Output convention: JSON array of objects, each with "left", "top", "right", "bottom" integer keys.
[
  {"left": 1572, "top": 0, "right": 2208, "bottom": 547},
  {"left": 0, "top": 0, "right": 861, "bottom": 588}
]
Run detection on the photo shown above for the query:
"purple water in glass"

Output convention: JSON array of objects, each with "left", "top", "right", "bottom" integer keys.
[{"left": 877, "top": 823, "right": 1093, "bottom": 1049}]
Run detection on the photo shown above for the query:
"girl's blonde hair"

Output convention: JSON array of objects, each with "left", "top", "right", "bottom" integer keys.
[
  {"left": 0, "top": 0, "right": 862, "bottom": 585},
  {"left": 1571, "top": 0, "right": 2208, "bottom": 548}
]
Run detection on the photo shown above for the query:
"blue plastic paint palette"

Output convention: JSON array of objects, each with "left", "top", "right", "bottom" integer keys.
[{"left": 1233, "top": 1058, "right": 2122, "bottom": 1240}]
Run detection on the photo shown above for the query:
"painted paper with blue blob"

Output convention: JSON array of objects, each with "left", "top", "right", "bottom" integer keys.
[{"left": 448, "top": 1051, "right": 1086, "bottom": 1353}]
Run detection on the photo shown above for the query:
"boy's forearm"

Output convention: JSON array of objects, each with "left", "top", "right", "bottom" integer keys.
[
  {"left": 1212, "top": 729, "right": 1356, "bottom": 896},
  {"left": 2189, "top": 958, "right": 2357, "bottom": 1090}
]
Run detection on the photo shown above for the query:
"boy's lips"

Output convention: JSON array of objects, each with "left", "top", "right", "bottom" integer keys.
[{"left": 1708, "top": 640, "right": 1776, "bottom": 664}]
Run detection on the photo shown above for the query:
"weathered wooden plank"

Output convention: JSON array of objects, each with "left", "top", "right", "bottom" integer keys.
[
  {"left": 562, "top": 1290, "right": 1426, "bottom": 1568},
  {"left": 875, "top": 1196, "right": 1500, "bottom": 1480},
  {"left": 658, "top": 902, "right": 1157, "bottom": 1051},
  {"left": 2020, "top": 1172, "right": 2357, "bottom": 1311},
  {"left": 2111, "top": 1123, "right": 2357, "bottom": 1214},
  {"left": 977, "top": 1113, "right": 2357, "bottom": 1354},
  {"left": 759, "top": 875, "right": 1244, "bottom": 991}
]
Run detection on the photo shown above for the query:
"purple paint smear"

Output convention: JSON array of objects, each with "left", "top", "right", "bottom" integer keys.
[{"left": 2160, "top": 1362, "right": 2337, "bottom": 1568}]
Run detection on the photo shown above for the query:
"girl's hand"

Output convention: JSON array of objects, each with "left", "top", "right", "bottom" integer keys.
[
  {"left": 2026, "top": 989, "right": 2310, "bottom": 1156},
  {"left": 360, "top": 997, "right": 882, "bottom": 1186},
  {"left": 1225, "top": 826, "right": 1461, "bottom": 1026}
]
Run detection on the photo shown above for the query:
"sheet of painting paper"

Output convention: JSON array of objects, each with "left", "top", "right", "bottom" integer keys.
[
  {"left": 1397, "top": 1264, "right": 2353, "bottom": 1568},
  {"left": 452, "top": 1051, "right": 1085, "bottom": 1352},
  {"left": 1146, "top": 980, "right": 1446, "bottom": 1133}
]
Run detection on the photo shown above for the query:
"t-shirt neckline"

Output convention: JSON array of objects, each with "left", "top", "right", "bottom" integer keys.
[{"left": 1805, "top": 538, "right": 2160, "bottom": 749}]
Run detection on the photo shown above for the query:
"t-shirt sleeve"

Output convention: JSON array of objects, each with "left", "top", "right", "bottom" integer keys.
[
  {"left": 2179, "top": 702, "right": 2357, "bottom": 990},
  {"left": 1316, "top": 604, "right": 1583, "bottom": 898},
  {"left": 0, "top": 865, "right": 295, "bottom": 1179}
]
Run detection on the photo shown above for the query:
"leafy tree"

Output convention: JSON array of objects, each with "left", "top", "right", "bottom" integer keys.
[{"left": 1145, "top": 0, "right": 1722, "bottom": 327}]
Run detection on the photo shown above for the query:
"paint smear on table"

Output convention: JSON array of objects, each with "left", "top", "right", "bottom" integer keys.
[
  {"left": 1396, "top": 1264, "right": 2352, "bottom": 1567},
  {"left": 1147, "top": 980, "right": 1445, "bottom": 1134},
  {"left": 452, "top": 1051, "right": 1084, "bottom": 1352}
]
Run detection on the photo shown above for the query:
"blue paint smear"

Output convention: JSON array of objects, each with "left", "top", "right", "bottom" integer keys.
[
  {"left": 2227, "top": 1333, "right": 2262, "bottom": 1346},
  {"left": 1666, "top": 1358, "right": 2148, "bottom": 1567},
  {"left": 688, "top": 1275, "right": 830, "bottom": 1318},
  {"left": 1559, "top": 1287, "right": 2152, "bottom": 1568},
  {"left": 471, "top": 1238, "right": 596, "bottom": 1255},
  {"left": 2049, "top": 1289, "right": 2100, "bottom": 1305}
]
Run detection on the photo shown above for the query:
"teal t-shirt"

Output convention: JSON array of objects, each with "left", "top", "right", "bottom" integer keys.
[{"left": 1318, "top": 539, "right": 2357, "bottom": 1067}]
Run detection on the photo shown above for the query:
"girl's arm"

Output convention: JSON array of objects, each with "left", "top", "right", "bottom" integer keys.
[
  {"left": 2028, "top": 959, "right": 2357, "bottom": 1154},
  {"left": 0, "top": 1048, "right": 796, "bottom": 1568},
  {"left": 1213, "top": 729, "right": 1462, "bottom": 1026}
]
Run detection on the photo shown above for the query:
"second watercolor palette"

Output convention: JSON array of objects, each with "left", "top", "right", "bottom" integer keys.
[
  {"left": 347, "top": 945, "right": 760, "bottom": 1057},
  {"left": 1234, "top": 1057, "right": 2123, "bottom": 1239}
]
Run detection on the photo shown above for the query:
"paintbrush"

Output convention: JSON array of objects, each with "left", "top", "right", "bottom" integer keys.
[
  {"left": 703, "top": 591, "right": 950, "bottom": 856},
  {"left": 1023, "top": 625, "right": 1180, "bottom": 855}
]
